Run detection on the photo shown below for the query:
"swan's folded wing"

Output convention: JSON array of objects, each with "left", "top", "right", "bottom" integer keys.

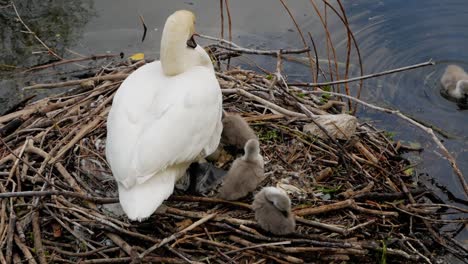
[
  {"left": 133, "top": 67, "right": 222, "bottom": 183},
  {"left": 105, "top": 62, "right": 165, "bottom": 188}
]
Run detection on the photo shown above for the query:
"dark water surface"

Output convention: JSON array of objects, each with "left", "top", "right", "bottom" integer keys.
[{"left": 1, "top": 0, "right": 467, "bottom": 245}]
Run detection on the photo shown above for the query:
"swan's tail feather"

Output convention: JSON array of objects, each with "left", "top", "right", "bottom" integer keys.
[{"left": 117, "top": 165, "right": 188, "bottom": 221}]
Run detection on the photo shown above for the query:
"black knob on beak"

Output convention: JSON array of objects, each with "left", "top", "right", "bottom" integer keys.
[{"left": 187, "top": 35, "right": 197, "bottom": 49}]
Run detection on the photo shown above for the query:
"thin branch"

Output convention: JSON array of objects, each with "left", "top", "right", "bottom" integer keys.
[
  {"left": 22, "top": 74, "right": 129, "bottom": 90},
  {"left": 211, "top": 43, "right": 310, "bottom": 56},
  {"left": 11, "top": 1, "right": 62, "bottom": 60},
  {"left": 139, "top": 213, "right": 217, "bottom": 258},
  {"left": 25, "top": 54, "right": 117, "bottom": 72},
  {"left": 139, "top": 14, "right": 148, "bottom": 42},
  {"left": 288, "top": 60, "right": 435, "bottom": 87},
  {"left": 0, "top": 190, "right": 118, "bottom": 204},
  {"left": 278, "top": 0, "right": 316, "bottom": 83}
]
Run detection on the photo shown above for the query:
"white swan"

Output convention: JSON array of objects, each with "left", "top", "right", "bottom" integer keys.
[
  {"left": 105, "top": 10, "right": 223, "bottom": 221},
  {"left": 440, "top": 65, "right": 468, "bottom": 102}
]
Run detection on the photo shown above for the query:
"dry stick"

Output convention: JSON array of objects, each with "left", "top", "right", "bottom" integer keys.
[
  {"left": 313, "top": 1, "right": 346, "bottom": 105},
  {"left": 5, "top": 212, "right": 16, "bottom": 264},
  {"left": 335, "top": 0, "right": 352, "bottom": 105},
  {"left": 163, "top": 245, "right": 199, "bottom": 264},
  {"left": 224, "top": 240, "right": 291, "bottom": 255},
  {"left": 294, "top": 199, "right": 353, "bottom": 216},
  {"left": 222, "top": 88, "right": 307, "bottom": 118},
  {"left": 295, "top": 217, "right": 348, "bottom": 235},
  {"left": 278, "top": 0, "right": 316, "bottom": 83},
  {"left": 228, "top": 235, "right": 304, "bottom": 264},
  {"left": 404, "top": 239, "right": 432, "bottom": 264},
  {"left": 164, "top": 207, "right": 256, "bottom": 227},
  {"left": 44, "top": 246, "right": 117, "bottom": 257},
  {"left": 0, "top": 92, "right": 86, "bottom": 124},
  {"left": 324, "top": 0, "right": 365, "bottom": 112},
  {"left": 288, "top": 59, "right": 435, "bottom": 87},
  {"left": 346, "top": 219, "right": 376, "bottom": 233},
  {"left": 0, "top": 190, "right": 117, "bottom": 203},
  {"left": 78, "top": 257, "right": 185, "bottom": 264},
  {"left": 307, "top": 90, "right": 468, "bottom": 199},
  {"left": 31, "top": 211, "right": 47, "bottom": 264},
  {"left": 195, "top": 237, "right": 290, "bottom": 264},
  {"left": 45, "top": 206, "right": 100, "bottom": 253},
  {"left": 42, "top": 142, "right": 139, "bottom": 260},
  {"left": 211, "top": 43, "right": 310, "bottom": 56},
  {"left": 216, "top": 0, "right": 224, "bottom": 70},
  {"left": 0, "top": 251, "right": 6, "bottom": 264},
  {"left": 11, "top": 254, "right": 20, "bottom": 264},
  {"left": 49, "top": 115, "right": 106, "bottom": 164},
  {"left": 25, "top": 54, "right": 117, "bottom": 72},
  {"left": 294, "top": 199, "right": 398, "bottom": 217},
  {"left": 309, "top": 0, "right": 340, "bottom": 91},
  {"left": 6, "top": 138, "right": 28, "bottom": 188},
  {"left": 224, "top": 0, "right": 233, "bottom": 70},
  {"left": 105, "top": 233, "right": 137, "bottom": 257},
  {"left": 139, "top": 213, "right": 217, "bottom": 258},
  {"left": 0, "top": 186, "right": 7, "bottom": 245},
  {"left": 11, "top": 1, "right": 61, "bottom": 60},
  {"left": 281, "top": 246, "right": 368, "bottom": 255},
  {"left": 0, "top": 137, "right": 52, "bottom": 186},
  {"left": 170, "top": 195, "right": 252, "bottom": 210},
  {"left": 307, "top": 32, "right": 321, "bottom": 83},
  {"left": 14, "top": 235, "right": 37, "bottom": 264},
  {"left": 198, "top": 34, "right": 240, "bottom": 48},
  {"left": 138, "top": 14, "right": 148, "bottom": 42},
  {"left": 266, "top": 51, "right": 281, "bottom": 99},
  {"left": 202, "top": 31, "right": 309, "bottom": 57},
  {"left": 219, "top": 0, "right": 224, "bottom": 39},
  {"left": 22, "top": 74, "right": 129, "bottom": 90}
]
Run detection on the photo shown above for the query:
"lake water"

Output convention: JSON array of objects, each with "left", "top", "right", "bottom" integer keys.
[{"left": 1, "top": 0, "right": 467, "bottom": 244}]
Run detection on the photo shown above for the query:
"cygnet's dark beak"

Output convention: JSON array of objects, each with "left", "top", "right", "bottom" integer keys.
[
  {"left": 280, "top": 210, "right": 289, "bottom": 218},
  {"left": 187, "top": 34, "right": 197, "bottom": 49}
]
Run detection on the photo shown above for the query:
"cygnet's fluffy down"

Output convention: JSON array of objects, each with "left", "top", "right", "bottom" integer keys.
[
  {"left": 221, "top": 114, "right": 257, "bottom": 149},
  {"left": 252, "top": 187, "right": 295, "bottom": 235},
  {"left": 217, "top": 139, "right": 264, "bottom": 200},
  {"left": 440, "top": 65, "right": 468, "bottom": 101}
]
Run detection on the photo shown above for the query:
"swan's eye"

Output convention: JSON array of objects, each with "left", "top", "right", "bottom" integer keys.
[{"left": 187, "top": 35, "right": 197, "bottom": 49}]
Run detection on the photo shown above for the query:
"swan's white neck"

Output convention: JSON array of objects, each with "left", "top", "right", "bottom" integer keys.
[{"left": 160, "top": 15, "right": 212, "bottom": 76}]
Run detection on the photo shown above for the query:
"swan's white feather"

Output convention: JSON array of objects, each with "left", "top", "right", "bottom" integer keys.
[{"left": 106, "top": 57, "right": 222, "bottom": 220}]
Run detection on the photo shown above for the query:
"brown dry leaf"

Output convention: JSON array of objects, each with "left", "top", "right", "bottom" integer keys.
[
  {"left": 215, "top": 149, "right": 233, "bottom": 167},
  {"left": 175, "top": 219, "right": 193, "bottom": 231},
  {"left": 52, "top": 223, "right": 62, "bottom": 238}
]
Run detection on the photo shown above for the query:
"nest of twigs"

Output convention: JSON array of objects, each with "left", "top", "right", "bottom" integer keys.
[{"left": 0, "top": 41, "right": 467, "bottom": 264}]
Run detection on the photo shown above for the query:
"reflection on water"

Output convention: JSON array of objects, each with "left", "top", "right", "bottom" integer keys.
[
  {"left": 0, "top": 0, "right": 467, "bottom": 242},
  {"left": 344, "top": 0, "right": 468, "bottom": 202},
  {"left": 1, "top": 0, "right": 95, "bottom": 67},
  {"left": 0, "top": 0, "right": 95, "bottom": 110}
]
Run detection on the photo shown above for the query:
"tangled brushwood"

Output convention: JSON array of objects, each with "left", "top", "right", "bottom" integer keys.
[{"left": 0, "top": 38, "right": 466, "bottom": 264}]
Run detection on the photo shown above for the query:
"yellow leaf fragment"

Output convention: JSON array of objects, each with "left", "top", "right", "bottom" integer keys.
[{"left": 129, "top": 53, "right": 144, "bottom": 61}]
